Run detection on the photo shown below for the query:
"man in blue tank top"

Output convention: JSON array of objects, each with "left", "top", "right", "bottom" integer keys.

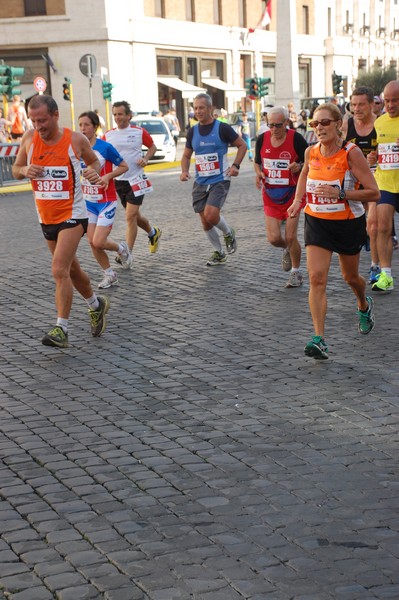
[{"left": 180, "top": 93, "right": 247, "bottom": 266}]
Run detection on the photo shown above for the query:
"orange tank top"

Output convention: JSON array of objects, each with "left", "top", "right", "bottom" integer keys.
[
  {"left": 28, "top": 128, "right": 87, "bottom": 225},
  {"left": 305, "top": 142, "right": 364, "bottom": 220}
]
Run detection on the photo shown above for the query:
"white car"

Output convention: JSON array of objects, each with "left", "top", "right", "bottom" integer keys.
[{"left": 131, "top": 115, "right": 177, "bottom": 163}]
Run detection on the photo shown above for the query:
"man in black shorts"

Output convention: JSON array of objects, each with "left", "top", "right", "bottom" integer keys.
[{"left": 105, "top": 101, "right": 161, "bottom": 268}]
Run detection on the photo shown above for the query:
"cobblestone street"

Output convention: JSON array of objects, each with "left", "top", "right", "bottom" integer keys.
[{"left": 0, "top": 161, "right": 398, "bottom": 599}]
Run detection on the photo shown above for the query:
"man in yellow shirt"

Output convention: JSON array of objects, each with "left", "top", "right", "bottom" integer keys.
[{"left": 367, "top": 80, "right": 399, "bottom": 292}]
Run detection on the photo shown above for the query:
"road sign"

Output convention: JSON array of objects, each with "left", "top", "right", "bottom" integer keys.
[
  {"left": 79, "top": 54, "right": 97, "bottom": 79},
  {"left": 33, "top": 76, "right": 47, "bottom": 94}
]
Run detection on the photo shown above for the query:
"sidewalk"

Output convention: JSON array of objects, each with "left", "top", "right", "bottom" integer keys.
[{"left": 0, "top": 164, "right": 398, "bottom": 600}]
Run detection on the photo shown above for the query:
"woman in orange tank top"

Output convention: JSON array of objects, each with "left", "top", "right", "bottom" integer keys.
[{"left": 288, "top": 103, "right": 380, "bottom": 360}]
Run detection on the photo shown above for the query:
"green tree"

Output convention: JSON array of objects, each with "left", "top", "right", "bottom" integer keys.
[{"left": 355, "top": 65, "right": 397, "bottom": 95}]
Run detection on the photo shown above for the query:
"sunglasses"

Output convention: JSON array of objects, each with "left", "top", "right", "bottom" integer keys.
[
  {"left": 374, "top": 101, "right": 381, "bottom": 105},
  {"left": 309, "top": 118, "right": 338, "bottom": 128},
  {"left": 269, "top": 123, "right": 284, "bottom": 128}
]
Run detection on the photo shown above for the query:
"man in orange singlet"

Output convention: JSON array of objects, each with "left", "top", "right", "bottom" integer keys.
[
  {"left": 7, "top": 95, "right": 31, "bottom": 142},
  {"left": 12, "top": 94, "right": 110, "bottom": 348}
]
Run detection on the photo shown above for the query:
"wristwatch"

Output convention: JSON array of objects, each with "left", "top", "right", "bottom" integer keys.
[
  {"left": 338, "top": 189, "right": 346, "bottom": 200},
  {"left": 232, "top": 163, "right": 240, "bottom": 170}
]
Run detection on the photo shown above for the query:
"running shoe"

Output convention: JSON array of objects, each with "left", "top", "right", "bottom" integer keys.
[
  {"left": 206, "top": 251, "right": 227, "bottom": 266},
  {"left": 368, "top": 265, "right": 381, "bottom": 285},
  {"left": 371, "top": 271, "right": 394, "bottom": 292},
  {"left": 98, "top": 271, "right": 118, "bottom": 289},
  {"left": 224, "top": 227, "right": 237, "bottom": 254},
  {"left": 304, "top": 335, "right": 329, "bottom": 360},
  {"left": 285, "top": 271, "right": 303, "bottom": 288},
  {"left": 117, "top": 241, "right": 132, "bottom": 269},
  {"left": 282, "top": 248, "right": 292, "bottom": 272},
  {"left": 149, "top": 226, "right": 162, "bottom": 254},
  {"left": 89, "top": 295, "right": 110, "bottom": 337},
  {"left": 42, "top": 326, "right": 69, "bottom": 348},
  {"left": 115, "top": 255, "right": 122, "bottom": 265},
  {"left": 357, "top": 295, "right": 375, "bottom": 335},
  {"left": 393, "top": 236, "right": 399, "bottom": 251}
]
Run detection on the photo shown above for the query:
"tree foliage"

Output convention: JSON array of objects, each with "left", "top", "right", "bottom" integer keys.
[{"left": 355, "top": 66, "right": 397, "bottom": 95}]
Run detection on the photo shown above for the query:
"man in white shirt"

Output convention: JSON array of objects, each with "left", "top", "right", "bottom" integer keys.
[{"left": 105, "top": 101, "right": 161, "bottom": 267}]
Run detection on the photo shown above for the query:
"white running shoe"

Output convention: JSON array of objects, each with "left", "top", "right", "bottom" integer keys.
[
  {"left": 98, "top": 271, "right": 118, "bottom": 289},
  {"left": 118, "top": 241, "right": 132, "bottom": 269}
]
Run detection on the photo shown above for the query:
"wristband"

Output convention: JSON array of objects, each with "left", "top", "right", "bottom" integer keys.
[{"left": 232, "top": 163, "right": 240, "bottom": 170}]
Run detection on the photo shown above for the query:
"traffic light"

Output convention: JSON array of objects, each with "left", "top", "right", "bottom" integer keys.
[
  {"left": 245, "top": 78, "right": 252, "bottom": 96},
  {"left": 332, "top": 71, "right": 343, "bottom": 94},
  {"left": 6, "top": 66, "right": 24, "bottom": 97},
  {"left": 63, "top": 78, "right": 71, "bottom": 101},
  {"left": 102, "top": 80, "right": 113, "bottom": 101},
  {"left": 0, "top": 65, "right": 25, "bottom": 98},
  {"left": 248, "top": 77, "right": 259, "bottom": 99},
  {"left": 0, "top": 65, "right": 7, "bottom": 95},
  {"left": 259, "top": 77, "right": 271, "bottom": 98}
]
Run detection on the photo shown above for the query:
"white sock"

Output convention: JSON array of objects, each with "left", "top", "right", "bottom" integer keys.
[
  {"left": 215, "top": 216, "right": 230, "bottom": 235},
  {"left": 291, "top": 267, "right": 300, "bottom": 273},
  {"left": 56, "top": 318, "right": 68, "bottom": 333},
  {"left": 381, "top": 267, "right": 392, "bottom": 277},
  {"left": 118, "top": 243, "right": 129, "bottom": 255},
  {"left": 148, "top": 227, "right": 156, "bottom": 238},
  {"left": 86, "top": 294, "right": 99, "bottom": 311},
  {"left": 206, "top": 227, "right": 222, "bottom": 252},
  {"left": 104, "top": 268, "right": 115, "bottom": 276}
]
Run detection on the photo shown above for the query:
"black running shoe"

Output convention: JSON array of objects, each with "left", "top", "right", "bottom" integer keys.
[{"left": 42, "top": 326, "right": 69, "bottom": 348}]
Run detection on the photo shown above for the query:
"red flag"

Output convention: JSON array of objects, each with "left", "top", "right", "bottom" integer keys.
[{"left": 257, "top": 0, "right": 272, "bottom": 28}]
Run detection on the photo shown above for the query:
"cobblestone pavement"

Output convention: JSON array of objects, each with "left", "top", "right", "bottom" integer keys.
[{"left": 0, "top": 161, "right": 398, "bottom": 600}]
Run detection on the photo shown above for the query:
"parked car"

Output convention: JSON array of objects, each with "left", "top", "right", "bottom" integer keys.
[
  {"left": 131, "top": 115, "right": 177, "bottom": 163},
  {"left": 228, "top": 111, "right": 256, "bottom": 140}
]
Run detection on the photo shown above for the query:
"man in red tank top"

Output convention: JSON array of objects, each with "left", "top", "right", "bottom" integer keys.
[
  {"left": 12, "top": 94, "right": 110, "bottom": 349},
  {"left": 254, "top": 106, "right": 308, "bottom": 288}
]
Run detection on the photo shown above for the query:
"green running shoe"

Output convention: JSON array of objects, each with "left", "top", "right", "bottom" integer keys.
[
  {"left": 224, "top": 227, "right": 237, "bottom": 254},
  {"left": 206, "top": 251, "right": 227, "bottom": 266},
  {"left": 304, "top": 335, "right": 329, "bottom": 360},
  {"left": 89, "top": 295, "right": 110, "bottom": 337},
  {"left": 42, "top": 326, "right": 69, "bottom": 348},
  {"left": 357, "top": 295, "right": 375, "bottom": 335},
  {"left": 372, "top": 271, "right": 393, "bottom": 292}
]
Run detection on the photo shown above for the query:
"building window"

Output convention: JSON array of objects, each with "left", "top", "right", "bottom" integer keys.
[
  {"left": 201, "top": 58, "right": 223, "bottom": 79},
  {"left": 187, "top": 58, "right": 198, "bottom": 86},
  {"left": 358, "top": 59, "right": 367, "bottom": 70},
  {"left": 238, "top": 0, "right": 247, "bottom": 28},
  {"left": 302, "top": 5, "right": 309, "bottom": 34},
  {"left": 327, "top": 7, "right": 331, "bottom": 37},
  {"left": 262, "top": 62, "right": 275, "bottom": 97},
  {"left": 154, "top": 0, "right": 165, "bottom": 18},
  {"left": 186, "top": 0, "right": 195, "bottom": 21},
  {"left": 157, "top": 56, "right": 182, "bottom": 78},
  {"left": 213, "top": 0, "right": 222, "bottom": 24},
  {"left": 299, "top": 63, "right": 310, "bottom": 97},
  {"left": 24, "top": 0, "right": 46, "bottom": 16}
]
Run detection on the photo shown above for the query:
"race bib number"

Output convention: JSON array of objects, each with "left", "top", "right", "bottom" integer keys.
[
  {"left": 263, "top": 158, "right": 290, "bottom": 185},
  {"left": 129, "top": 173, "right": 153, "bottom": 197},
  {"left": 306, "top": 178, "right": 345, "bottom": 214},
  {"left": 32, "top": 166, "right": 69, "bottom": 200},
  {"left": 196, "top": 153, "right": 221, "bottom": 177},
  {"left": 378, "top": 143, "right": 399, "bottom": 170},
  {"left": 82, "top": 183, "right": 103, "bottom": 203}
]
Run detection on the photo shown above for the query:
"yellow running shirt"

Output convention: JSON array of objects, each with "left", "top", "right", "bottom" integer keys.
[{"left": 375, "top": 112, "right": 399, "bottom": 193}]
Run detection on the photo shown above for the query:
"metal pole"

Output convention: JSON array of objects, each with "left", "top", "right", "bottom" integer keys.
[
  {"left": 69, "top": 83, "right": 76, "bottom": 131},
  {"left": 89, "top": 78, "right": 93, "bottom": 111}
]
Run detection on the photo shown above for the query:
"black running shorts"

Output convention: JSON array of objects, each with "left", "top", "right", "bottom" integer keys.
[{"left": 304, "top": 213, "right": 367, "bottom": 255}]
